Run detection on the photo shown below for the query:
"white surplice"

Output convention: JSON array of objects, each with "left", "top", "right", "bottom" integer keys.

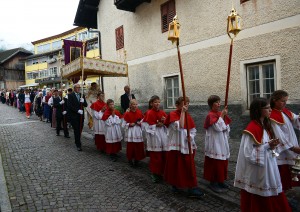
[
  {"left": 104, "top": 115, "right": 123, "bottom": 143},
  {"left": 234, "top": 131, "right": 283, "bottom": 197},
  {"left": 204, "top": 117, "right": 230, "bottom": 160},
  {"left": 272, "top": 112, "right": 300, "bottom": 165},
  {"left": 122, "top": 121, "right": 143, "bottom": 143},
  {"left": 92, "top": 110, "right": 105, "bottom": 135},
  {"left": 167, "top": 121, "right": 197, "bottom": 154},
  {"left": 143, "top": 123, "right": 168, "bottom": 152}
]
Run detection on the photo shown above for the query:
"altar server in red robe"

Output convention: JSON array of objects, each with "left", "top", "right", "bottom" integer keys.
[
  {"left": 102, "top": 99, "right": 123, "bottom": 162},
  {"left": 234, "top": 97, "right": 291, "bottom": 212},
  {"left": 90, "top": 92, "right": 107, "bottom": 152},
  {"left": 164, "top": 97, "right": 205, "bottom": 198},
  {"left": 203, "top": 95, "right": 231, "bottom": 193},
  {"left": 123, "top": 99, "right": 145, "bottom": 167},
  {"left": 143, "top": 95, "right": 168, "bottom": 183},
  {"left": 269, "top": 90, "right": 300, "bottom": 190}
]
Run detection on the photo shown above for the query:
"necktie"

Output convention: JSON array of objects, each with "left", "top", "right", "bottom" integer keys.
[{"left": 76, "top": 93, "right": 80, "bottom": 101}]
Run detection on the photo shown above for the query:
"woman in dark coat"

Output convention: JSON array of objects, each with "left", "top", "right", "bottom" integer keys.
[
  {"left": 18, "top": 89, "right": 25, "bottom": 113},
  {"left": 35, "top": 92, "right": 43, "bottom": 121}
]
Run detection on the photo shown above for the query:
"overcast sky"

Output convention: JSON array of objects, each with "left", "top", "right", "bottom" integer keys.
[{"left": 0, "top": 0, "right": 79, "bottom": 51}]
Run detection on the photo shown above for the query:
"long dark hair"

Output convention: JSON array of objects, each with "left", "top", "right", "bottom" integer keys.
[
  {"left": 148, "top": 95, "right": 160, "bottom": 109},
  {"left": 249, "top": 97, "right": 275, "bottom": 139},
  {"left": 270, "top": 90, "right": 288, "bottom": 109}
]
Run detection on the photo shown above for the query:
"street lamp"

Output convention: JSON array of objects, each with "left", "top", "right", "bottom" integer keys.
[
  {"left": 167, "top": 15, "right": 194, "bottom": 175},
  {"left": 224, "top": 7, "right": 242, "bottom": 107}
]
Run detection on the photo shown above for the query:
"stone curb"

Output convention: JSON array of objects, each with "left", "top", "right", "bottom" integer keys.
[{"left": 0, "top": 151, "right": 12, "bottom": 212}]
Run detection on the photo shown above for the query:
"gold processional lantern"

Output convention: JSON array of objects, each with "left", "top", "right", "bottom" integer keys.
[
  {"left": 224, "top": 7, "right": 242, "bottom": 107},
  {"left": 168, "top": 15, "right": 180, "bottom": 44},
  {"left": 227, "top": 8, "right": 242, "bottom": 39}
]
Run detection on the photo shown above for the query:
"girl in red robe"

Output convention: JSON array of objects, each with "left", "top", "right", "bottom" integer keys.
[{"left": 123, "top": 99, "right": 145, "bottom": 167}]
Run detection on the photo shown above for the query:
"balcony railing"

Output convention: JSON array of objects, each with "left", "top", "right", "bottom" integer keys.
[{"left": 114, "top": 0, "right": 151, "bottom": 12}]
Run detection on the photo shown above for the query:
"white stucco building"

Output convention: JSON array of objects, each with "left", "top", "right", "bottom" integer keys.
[{"left": 73, "top": 0, "right": 300, "bottom": 136}]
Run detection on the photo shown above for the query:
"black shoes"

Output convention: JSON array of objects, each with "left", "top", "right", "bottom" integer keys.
[
  {"left": 110, "top": 154, "right": 117, "bottom": 162},
  {"left": 77, "top": 147, "right": 82, "bottom": 151},
  {"left": 56, "top": 134, "right": 60, "bottom": 136},
  {"left": 188, "top": 187, "right": 205, "bottom": 199},
  {"left": 218, "top": 182, "right": 230, "bottom": 189},
  {"left": 64, "top": 135, "right": 71, "bottom": 138},
  {"left": 209, "top": 182, "right": 229, "bottom": 193}
]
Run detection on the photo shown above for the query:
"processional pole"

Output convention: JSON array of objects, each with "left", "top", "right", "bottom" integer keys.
[
  {"left": 225, "top": 7, "right": 242, "bottom": 107},
  {"left": 167, "top": 15, "right": 194, "bottom": 176}
]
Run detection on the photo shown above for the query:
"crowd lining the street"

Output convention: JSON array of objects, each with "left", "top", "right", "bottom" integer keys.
[{"left": 1, "top": 85, "right": 299, "bottom": 212}]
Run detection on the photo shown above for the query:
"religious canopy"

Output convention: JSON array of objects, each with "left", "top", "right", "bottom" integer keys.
[{"left": 61, "top": 57, "right": 128, "bottom": 79}]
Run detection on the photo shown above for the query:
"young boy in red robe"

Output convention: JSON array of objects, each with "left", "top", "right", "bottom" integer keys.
[
  {"left": 143, "top": 95, "right": 168, "bottom": 183},
  {"left": 164, "top": 97, "right": 205, "bottom": 198},
  {"left": 101, "top": 99, "right": 123, "bottom": 162}
]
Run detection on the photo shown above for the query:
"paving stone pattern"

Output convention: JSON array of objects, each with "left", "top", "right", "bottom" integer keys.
[{"left": 0, "top": 104, "right": 240, "bottom": 212}]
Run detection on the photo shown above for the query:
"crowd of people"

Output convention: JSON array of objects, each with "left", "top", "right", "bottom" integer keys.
[{"left": 1, "top": 84, "right": 299, "bottom": 211}]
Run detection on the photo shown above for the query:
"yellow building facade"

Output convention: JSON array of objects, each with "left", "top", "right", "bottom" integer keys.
[{"left": 24, "top": 27, "right": 100, "bottom": 89}]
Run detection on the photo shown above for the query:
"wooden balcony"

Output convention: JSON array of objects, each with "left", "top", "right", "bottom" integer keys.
[{"left": 114, "top": 0, "right": 151, "bottom": 12}]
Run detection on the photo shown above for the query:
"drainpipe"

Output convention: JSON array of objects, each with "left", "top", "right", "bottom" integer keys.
[{"left": 88, "top": 28, "right": 104, "bottom": 91}]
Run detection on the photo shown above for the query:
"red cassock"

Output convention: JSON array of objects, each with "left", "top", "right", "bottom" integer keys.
[
  {"left": 164, "top": 110, "right": 198, "bottom": 188},
  {"left": 90, "top": 100, "right": 106, "bottom": 151},
  {"left": 143, "top": 109, "right": 168, "bottom": 175},
  {"left": 203, "top": 111, "right": 231, "bottom": 182},
  {"left": 123, "top": 109, "right": 145, "bottom": 161},
  {"left": 270, "top": 108, "right": 300, "bottom": 190},
  {"left": 102, "top": 109, "right": 122, "bottom": 154},
  {"left": 240, "top": 189, "right": 291, "bottom": 212}
]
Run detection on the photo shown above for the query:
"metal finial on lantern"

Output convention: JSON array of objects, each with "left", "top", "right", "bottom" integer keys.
[
  {"left": 291, "top": 155, "right": 300, "bottom": 181},
  {"left": 227, "top": 8, "right": 242, "bottom": 39},
  {"left": 168, "top": 15, "right": 181, "bottom": 44}
]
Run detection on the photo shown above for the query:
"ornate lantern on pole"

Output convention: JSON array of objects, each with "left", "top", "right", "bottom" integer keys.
[
  {"left": 168, "top": 15, "right": 180, "bottom": 44},
  {"left": 224, "top": 7, "right": 242, "bottom": 107},
  {"left": 168, "top": 15, "right": 194, "bottom": 175}
]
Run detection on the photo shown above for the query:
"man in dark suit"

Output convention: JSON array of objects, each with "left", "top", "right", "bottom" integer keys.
[
  {"left": 67, "top": 84, "right": 87, "bottom": 151},
  {"left": 120, "top": 85, "right": 135, "bottom": 113},
  {"left": 53, "top": 90, "right": 70, "bottom": 138}
]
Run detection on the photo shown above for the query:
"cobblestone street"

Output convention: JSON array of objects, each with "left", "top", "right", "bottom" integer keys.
[{"left": 0, "top": 103, "right": 241, "bottom": 211}]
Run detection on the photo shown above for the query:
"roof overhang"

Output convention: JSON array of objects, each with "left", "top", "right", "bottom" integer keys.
[{"left": 74, "top": 0, "right": 100, "bottom": 29}]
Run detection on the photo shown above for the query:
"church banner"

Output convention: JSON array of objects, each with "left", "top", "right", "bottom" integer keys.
[{"left": 63, "top": 40, "right": 87, "bottom": 65}]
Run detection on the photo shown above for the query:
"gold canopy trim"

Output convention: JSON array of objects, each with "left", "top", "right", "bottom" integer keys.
[{"left": 61, "top": 57, "right": 128, "bottom": 78}]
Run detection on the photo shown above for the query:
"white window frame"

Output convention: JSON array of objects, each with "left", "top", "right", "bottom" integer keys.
[
  {"left": 240, "top": 55, "right": 281, "bottom": 109},
  {"left": 163, "top": 74, "right": 180, "bottom": 109}
]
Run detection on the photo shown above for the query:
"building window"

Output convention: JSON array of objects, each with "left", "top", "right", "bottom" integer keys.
[
  {"left": 52, "top": 40, "right": 61, "bottom": 50},
  {"left": 27, "top": 72, "right": 33, "bottom": 79},
  {"left": 87, "top": 40, "right": 99, "bottom": 51},
  {"left": 247, "top": 62, "right": 276, "bottom": 107},
  {"left": 115, "top": 26, "right": 124, "bottom": 50},
  {"left": 37, "top": 43, "right": 51, "bottom": 54},
  {"left": 161, "top": 0, "right": 176, "bottom": 33},
  {"left": 165, "top": 76, "right": 179, "bottom": 108},
  {"left": 49, "top": 67, "right": 58, "bottom": 77}
]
